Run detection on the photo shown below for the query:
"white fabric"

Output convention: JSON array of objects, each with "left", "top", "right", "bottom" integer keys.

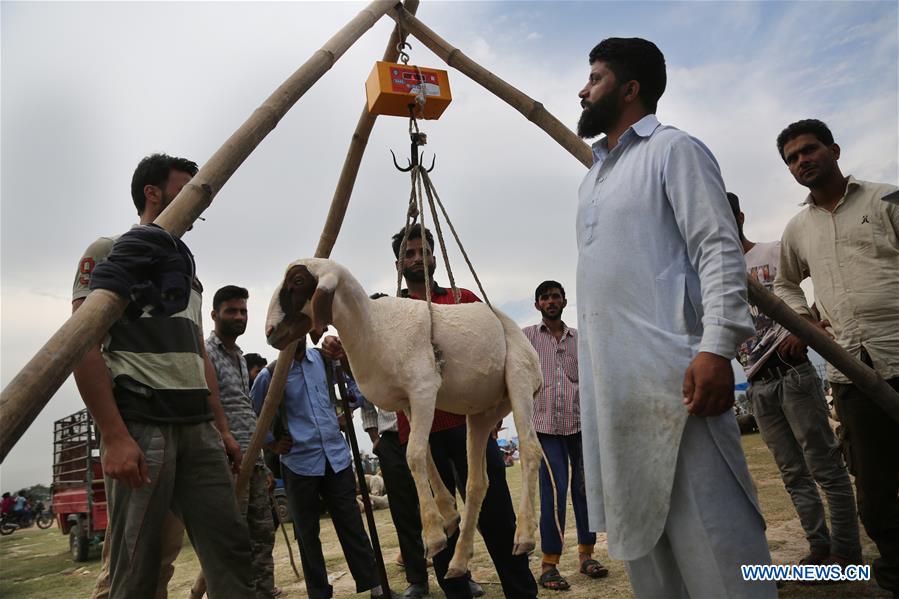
[
  {"left": 576, "top": 114, "right": 756, "bottom": 560},
  {"left": 625, "top": 416, "right": 775, "bottom": 599}
]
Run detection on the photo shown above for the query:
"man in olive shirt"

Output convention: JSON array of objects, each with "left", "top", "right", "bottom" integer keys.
[{"left": 774, "top": 119, "right": 899, "bottom": 594}]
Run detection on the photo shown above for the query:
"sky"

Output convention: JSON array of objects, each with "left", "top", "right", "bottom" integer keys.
[{"left": 1, "top": 1, "right": 897, "bottom": 492}]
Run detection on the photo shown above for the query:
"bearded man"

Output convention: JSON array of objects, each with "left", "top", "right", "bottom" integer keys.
[{"left": 574, "top": 38, "right": 776, "bottom": 597}]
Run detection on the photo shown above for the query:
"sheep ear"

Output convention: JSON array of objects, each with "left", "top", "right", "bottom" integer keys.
[{"left": 310, "top": 272, "right": 337, "bottom": 336}]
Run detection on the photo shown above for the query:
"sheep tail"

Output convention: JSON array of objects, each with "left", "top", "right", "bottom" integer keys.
[{"left": 539, "top": 443, "right": 564, "bottom": 546}]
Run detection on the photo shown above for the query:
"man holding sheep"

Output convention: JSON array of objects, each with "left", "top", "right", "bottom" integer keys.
[
  {"left": 574, "top": 38, "right": 775, "bottom": 596},
  {"left": 391, "top": 226, "right": 538, "bottom": 599}
]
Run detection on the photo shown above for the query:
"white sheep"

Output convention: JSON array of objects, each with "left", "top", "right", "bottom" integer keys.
[{"left": 264, "top": 258, "right": 544, "bottom": 578}]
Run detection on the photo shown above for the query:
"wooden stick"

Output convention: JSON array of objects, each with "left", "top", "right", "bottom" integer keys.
[
  {"left": 747, "top": 278, "right": 899, "bottom": 422},
  {"left": 0, "top": 0, "right": 398, "bottom": 463},
  {"left": 316, "top": 0, "right": 420, "bottom": 257},
  {"left": 387, "top": 6, "right": 594, "bottom": 168}
]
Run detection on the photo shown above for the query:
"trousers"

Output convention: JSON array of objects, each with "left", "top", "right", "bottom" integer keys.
[
  {"left": 537, "top": 431, "right": 595, "bottom": 558},
  {"left": 748, "top": 361, "right": 860, "bottom": 560},
  {"left": 104, "top": 421, "right": 253, "bottom": 599},
  {"left": 625, "top": 416, "right": 776, "bottom": 598}
]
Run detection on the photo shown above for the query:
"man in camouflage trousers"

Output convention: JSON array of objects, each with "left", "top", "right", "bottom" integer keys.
[{"left": 206, "top": 285, "right": 279, "bottom": 598}]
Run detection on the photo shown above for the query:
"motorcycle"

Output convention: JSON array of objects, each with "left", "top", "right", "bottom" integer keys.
[{"left": 1, "top": 503, "right": 53, "bottom": 535}]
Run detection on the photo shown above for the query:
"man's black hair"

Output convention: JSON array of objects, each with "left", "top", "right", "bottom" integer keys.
[
  {"left": 726, "top": 192, "right": 745, "bottom": 239},
  {"left": 535, "top": 280, "right": 566, "bottom": 302},
  {"left": 244, "top": 353, "right": 267, "bottom": 370},
  {"left": 212, "top": 285, "right": 249, "bottom": 312},
  {"left": 391, "top": 225, "right": 435, "bottom": 259},
  {"left": 588, "top": 38, "right": 666, "bottom": 114},
  {"left": 130, "top": 153, "right": 198, "bottom": 215},
  {"left": 776, "top": 119, "right": 835, "bottom": 162}
]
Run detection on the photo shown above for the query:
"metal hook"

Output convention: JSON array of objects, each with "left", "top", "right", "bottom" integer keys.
[
  {"left": 396, "top": 41, "right": 412, "bottom": 65},
  {"left": 391, "top": 132, "right": 436, "bottom": 173}
]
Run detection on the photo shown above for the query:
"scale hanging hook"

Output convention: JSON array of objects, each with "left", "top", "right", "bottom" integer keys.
[{"left": 391, "top": 131, "right": 435, "bottom": 173}]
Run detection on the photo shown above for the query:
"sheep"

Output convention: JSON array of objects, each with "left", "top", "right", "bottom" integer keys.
[{"left": 264, "top": 257, "right": 544, "bottom": 578}]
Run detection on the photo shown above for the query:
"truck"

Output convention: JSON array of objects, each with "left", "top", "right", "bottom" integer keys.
[{"left": 51, "top": 409, "right": 106, "bottom": 561}]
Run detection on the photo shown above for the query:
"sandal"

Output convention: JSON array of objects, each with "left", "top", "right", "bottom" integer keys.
[
  {"left": 539, "top": 567, "right": 571, "bottom": 591},
  {"left": 580, "top": 558, "right": 609, "bottom": 578}
]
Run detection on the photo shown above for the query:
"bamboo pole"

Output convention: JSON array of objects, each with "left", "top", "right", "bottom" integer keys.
[
  {"left": 0, "top": 0, "right": 399, "bottom": 462},
  {"left": 317, "top": 0, "right": 420, "bottom": 257},
  {"left": 387, "top": 6, "right": 594, "bottom": 168},
  {"left": 747, "top": 278, "right": 899, "bottom": 422}
]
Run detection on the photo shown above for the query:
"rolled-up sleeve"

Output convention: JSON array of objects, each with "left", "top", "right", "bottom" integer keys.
[{"left": 663, "top": 136, "right": 754, "bottom": 358}]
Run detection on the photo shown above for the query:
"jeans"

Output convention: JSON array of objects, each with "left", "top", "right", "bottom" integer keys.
[
  {"left": 748, "top": 361, "right": 861, "bottom": 560},
  {"left": 537, "top": 432, "right": 596, "bottom": 558}
]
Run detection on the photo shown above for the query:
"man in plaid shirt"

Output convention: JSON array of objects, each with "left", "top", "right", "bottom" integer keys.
[{"left": 523, "top": 281, "right": 607, "bottom": 591}]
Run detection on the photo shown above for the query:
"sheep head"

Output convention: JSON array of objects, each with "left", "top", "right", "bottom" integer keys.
[{"left": 265, "top": 259, "right": 338, "bottom": 349}]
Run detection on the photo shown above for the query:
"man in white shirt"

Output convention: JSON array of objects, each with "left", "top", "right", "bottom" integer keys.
[
  {"left": 729, "top": 192, "right": 860, "bottom": 568},
  {"left": 773, "top": 118, "right": 899, "bottom": 594},
  {"left": 575, "top": 37, "right": 775, "bottom": 597}
]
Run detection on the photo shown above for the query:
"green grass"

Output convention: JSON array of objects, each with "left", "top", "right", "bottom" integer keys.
[{"left": 0, "top": 434, "right": 890, "bottom": 597}]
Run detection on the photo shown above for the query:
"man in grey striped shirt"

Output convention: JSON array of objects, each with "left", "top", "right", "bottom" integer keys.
[{"left": 206, "top": 285, "right": 278, "bottom": 598}]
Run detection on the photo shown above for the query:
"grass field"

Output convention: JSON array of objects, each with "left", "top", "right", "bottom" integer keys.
[{"left": 0, "top": 433, "right": 890, "bottom": 598}]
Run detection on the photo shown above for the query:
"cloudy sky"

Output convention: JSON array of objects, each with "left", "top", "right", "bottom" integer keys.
[{"left": 2, "top": 1, "right": 896, "bottom": 491}]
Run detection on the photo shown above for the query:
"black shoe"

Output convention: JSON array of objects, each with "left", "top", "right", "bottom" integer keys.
[
  {"left": 401, "top": 582, "right": 429, "bottom": 599},
  {"left": 468, "top": 580, "right": 485, "bottom": 597}
]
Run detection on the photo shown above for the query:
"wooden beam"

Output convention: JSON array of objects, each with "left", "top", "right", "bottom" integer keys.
[
  {"left": 387, "top": 6, "right": 593, "bottom": 168},
  {"left": 0, "top": 0, "right": 400, "bottom": 462}
]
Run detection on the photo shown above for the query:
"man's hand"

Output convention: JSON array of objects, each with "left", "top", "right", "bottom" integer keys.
[
  {"left": 320, "top": 335, "right": 346, "bottom": 362},
  {"left": 269, "top": 435, "right": 293, "bottom": 455},
  {"left": 221, "top": 432, "right": 243, "bottom": 474},
  {"left": 682, "top": 352, "right": 735, "bottom": 417},
  {"left": 777, "top": 334, "right": 808, "bottom": 362},
  {"left": 102, "top": 433, "right": 151, "bottom": 488},
  {"left": 366, "top": 428, "right": 380, "bottom": 452},
  {"left": 266, "top": 472, "right": 276, "bottom": 493}
]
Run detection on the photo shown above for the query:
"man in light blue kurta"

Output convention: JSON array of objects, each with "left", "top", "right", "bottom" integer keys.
[{"left": 574, "top": 38, "right": 776, "bottom": 597}]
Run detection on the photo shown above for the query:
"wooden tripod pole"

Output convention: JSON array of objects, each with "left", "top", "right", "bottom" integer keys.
[
  {"left": 747, "top": 277, "right": 899, "bottom": 422},
  {"left": 386, "top": 5, "right": 593, "bottom": 168},
  {"left": 381, "top": 7, "right": 899, "bottom": 421},
  {"left": 193, "top": 3, "right": 421, "bottom": 596},
  {"left": 0, "top": 0, "right": 399, "bottom": 463}
]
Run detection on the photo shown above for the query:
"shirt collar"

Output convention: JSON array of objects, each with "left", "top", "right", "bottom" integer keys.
[
  {"left": 209, "top": 330, "right": 242, "bottom": 355},
  {"left": 591, "top": 114, "right": 661, "bottom": 163},
  {"left": 539, "top": 320, "right": 572, "bottom": 338},
  {"left": 401, "top": 283, "right": 448, "bottom": 299},
  {"left": 800, "top": 175, "right": 861, "bottom": 208}
]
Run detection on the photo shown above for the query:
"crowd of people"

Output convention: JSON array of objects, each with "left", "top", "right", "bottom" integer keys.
[{"left": 59, "top": 33, "right": 897, "bottom": 599}]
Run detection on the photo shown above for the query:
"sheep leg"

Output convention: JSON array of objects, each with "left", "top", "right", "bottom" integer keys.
[
  {"left": 507, "top": 384, "right": 541, "bottom": 555},
  {"left": 446, "top": 412, "right": 493, "bottom": 579},
  {"left": 426, "top": 446, "right": 460, "bottom": 536},
  {"left": 404, "top": 403, "right": 448, "bottom": 559}
]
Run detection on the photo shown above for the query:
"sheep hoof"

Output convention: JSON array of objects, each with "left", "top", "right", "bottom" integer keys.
[
  {"left": 424, "top": 534, "right": 448, "bottom": 559},
  {"left": 445, "top": 563, "right": 467, "bottom": 579},
  {"left": 443, "top": 513, "right": 461, "bottom": 536},
  {"left": 512, "top": 540, "right": 535, "bottom": 555}
]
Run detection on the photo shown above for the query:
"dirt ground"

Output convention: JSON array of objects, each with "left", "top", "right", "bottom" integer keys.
[{"left": 0, "top": 434, "right": 891, "bottom": 598}]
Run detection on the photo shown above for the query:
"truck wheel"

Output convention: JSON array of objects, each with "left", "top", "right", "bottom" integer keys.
[{"left": 69, "top": 523, "right": 89, "bottom": 561}]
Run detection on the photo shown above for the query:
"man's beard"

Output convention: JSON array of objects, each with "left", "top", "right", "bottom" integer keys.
[
  {"left": 403, "top": 263, "right": 436, "bottom": 284},
  {"left": 577, "top": 88, "right": 623, "bottom": 139},
  {"left": 219, "top": 320, "right": 246, "bottom": 338},
  {"left": 540, "top": 307, "right": 563, "bottom": 321}
]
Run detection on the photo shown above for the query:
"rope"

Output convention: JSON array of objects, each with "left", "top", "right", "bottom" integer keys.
[{"left": 420, "top": 169, "right": 491, "bottom": 308}]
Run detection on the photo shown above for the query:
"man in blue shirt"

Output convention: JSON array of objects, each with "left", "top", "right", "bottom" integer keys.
[{"left": 250, "top": 337, "right": 383, "bottom": 599}]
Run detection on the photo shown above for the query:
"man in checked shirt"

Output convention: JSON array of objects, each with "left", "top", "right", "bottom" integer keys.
[
  {"left": 205, "top": 285, "right": 278, "bottom": 598},
  {"left": 523, "top": 281, "right": 608, "bottom": 591}
]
